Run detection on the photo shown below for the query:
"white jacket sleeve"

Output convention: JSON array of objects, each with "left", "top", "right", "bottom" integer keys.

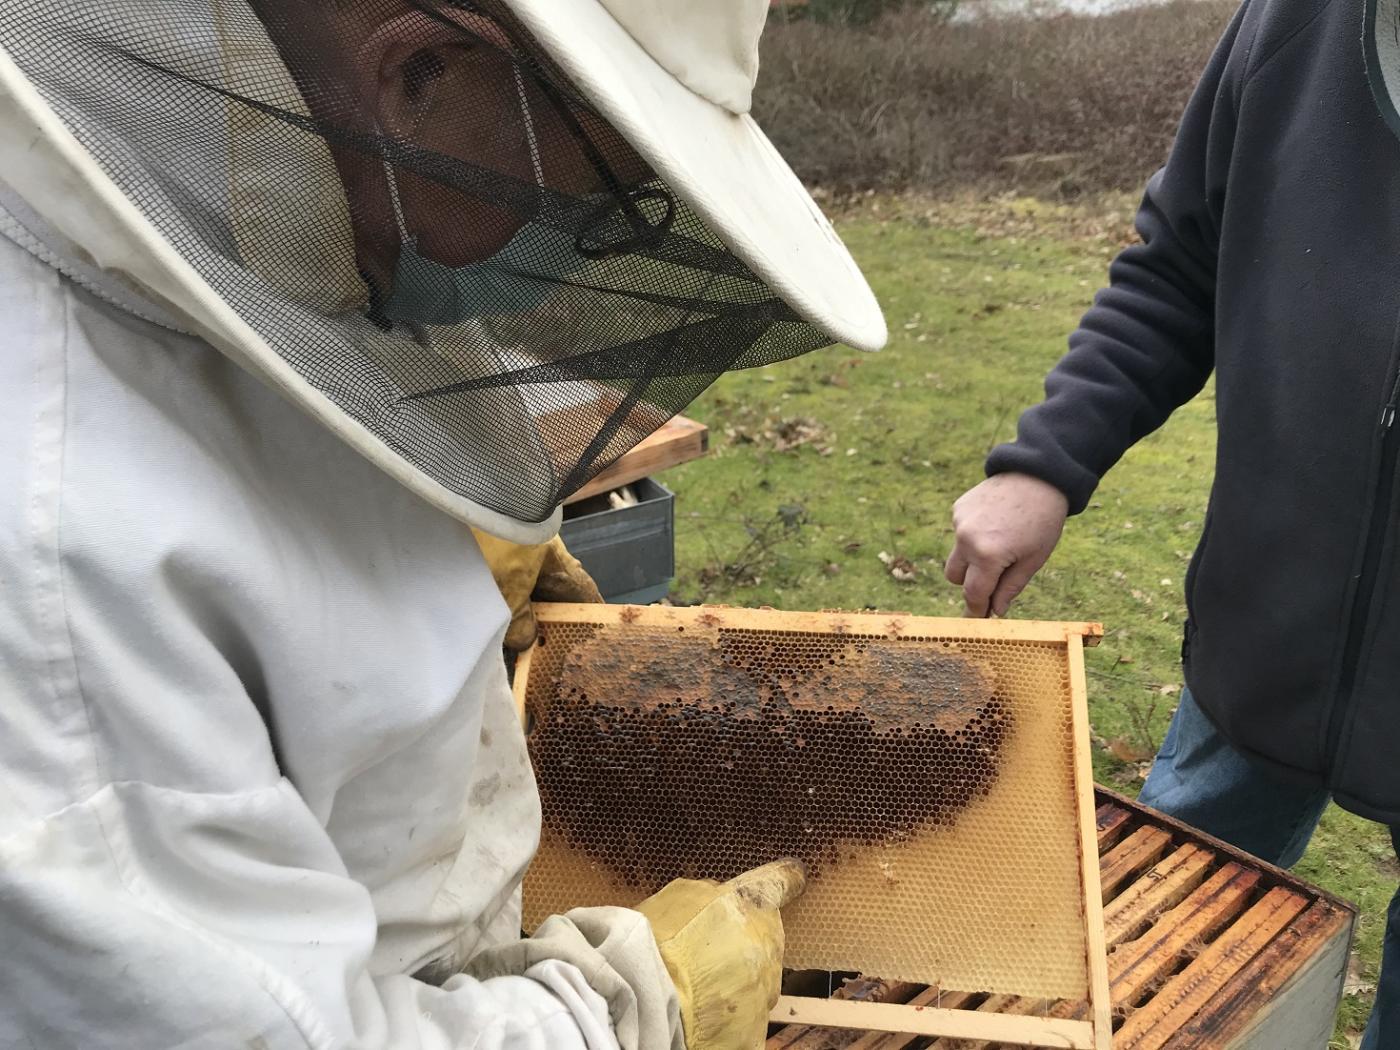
[
  {"left": 0, "top": 229, "right": 681, "bottom": 1050},
  {"left": 0, "top": 777, "right": 622, "bottom": 1050},
  {"left": 0, "top": 776, "right": 681, "bottom": 1049}
]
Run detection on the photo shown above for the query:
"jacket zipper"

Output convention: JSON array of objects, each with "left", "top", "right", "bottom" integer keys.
[{"left": 1325, "top": 369, "right": 1400, "bottom": 769}]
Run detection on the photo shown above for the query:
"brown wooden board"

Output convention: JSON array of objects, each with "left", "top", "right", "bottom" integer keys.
[
  {"left": 562, "top": 414, "right": 708, "bottom": 504},
  {"left": 768, "top": 789, "right": 1357, "bottom": 1050}
]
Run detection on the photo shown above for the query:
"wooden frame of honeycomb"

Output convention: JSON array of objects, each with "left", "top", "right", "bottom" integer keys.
[{"left": 515, "top": 604, "right": 1112, "bottom": 1049}]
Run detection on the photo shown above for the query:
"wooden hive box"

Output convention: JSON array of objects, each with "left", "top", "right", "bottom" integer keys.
[{"left": 769, "top": 787, "right": 1357, "bottom": 1050}]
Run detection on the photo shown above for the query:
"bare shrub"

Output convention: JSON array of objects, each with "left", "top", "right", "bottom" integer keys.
[{"left": 755, "top": 1, "right": 1237, "bottom": 197}]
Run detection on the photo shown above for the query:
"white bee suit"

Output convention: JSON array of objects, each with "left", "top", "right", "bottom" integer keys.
[
  {"left": 0, "top": 196, "right": 682, "bottom": 1048},
  {"left": 0, "top": 0, "right": 889, "bottom": 1039}
]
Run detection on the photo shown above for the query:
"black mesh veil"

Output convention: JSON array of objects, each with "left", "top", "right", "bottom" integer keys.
[{"left": 0, "top": 1, "right": 834, "bottom": 524}]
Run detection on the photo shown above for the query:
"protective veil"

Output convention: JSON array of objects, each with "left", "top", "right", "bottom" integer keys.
[
  {"left": 0, "top": 2, "right": 881, "bottom": 1046},
  {"left": 0, "top": 0, "right": 885, "bottom": 544},
  {"left": 0, "top": 179, "right": 681, "bottom": 1050}
]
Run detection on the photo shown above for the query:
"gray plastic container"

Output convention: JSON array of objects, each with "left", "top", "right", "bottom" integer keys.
[{"left": 560, "top": 477, "right": 674, "bottom": 605}]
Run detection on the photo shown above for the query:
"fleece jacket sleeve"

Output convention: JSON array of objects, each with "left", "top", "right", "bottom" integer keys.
[{"left": 985, "top": 0, "right": 1254, "bottom": 513}]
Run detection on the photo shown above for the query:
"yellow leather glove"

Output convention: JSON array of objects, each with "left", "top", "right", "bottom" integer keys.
[
  {"left": 472, "top": 530, "right": 604, "bottom": 652},
  {"left": 635, "top": 859, "right": 807, "bottom": 1050}
]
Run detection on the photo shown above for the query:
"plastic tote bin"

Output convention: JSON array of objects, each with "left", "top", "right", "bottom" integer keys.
[{"left": 560, "top": 477, "right": 675, "bottom": 605}]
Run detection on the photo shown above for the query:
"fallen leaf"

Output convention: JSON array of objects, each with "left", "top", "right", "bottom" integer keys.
[
  {"left": 1345, "top": 955, "right": 1376, "bottom": 998},
  {"left": 769, "top": 417, "right": 831, "bottom": 453},
  {"left": 1106, "top": 737, "right": 1154, "bottom": 763},
  {"left": 877, "top": 551, "right": 919, "bottom": 583}
]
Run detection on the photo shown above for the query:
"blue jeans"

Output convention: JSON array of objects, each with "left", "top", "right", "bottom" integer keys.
[{"left": 1138, "top": 689, "right": 1399, "bottom": 1050}]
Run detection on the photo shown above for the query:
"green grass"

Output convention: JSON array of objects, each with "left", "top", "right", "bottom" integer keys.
[{"left": 665, "top": 197, "right": 1391, "bottom": 1043}]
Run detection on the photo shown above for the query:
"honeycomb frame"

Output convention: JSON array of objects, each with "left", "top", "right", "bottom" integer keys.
[{"left": 514, "top": 603, "right": 1112, "bottom": 1049}]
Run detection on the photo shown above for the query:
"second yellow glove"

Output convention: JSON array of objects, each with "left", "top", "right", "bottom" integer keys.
[
  {"left": 634, "top": 859, "right": 807, "bottom": 1050},
  {"left": 472, "top": 530, "right": 604, "bottom": 652}
]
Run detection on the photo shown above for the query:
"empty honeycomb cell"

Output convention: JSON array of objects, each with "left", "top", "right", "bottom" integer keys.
[{"left": 521, "top": 607, "right": 1094, "bottom": 1002}]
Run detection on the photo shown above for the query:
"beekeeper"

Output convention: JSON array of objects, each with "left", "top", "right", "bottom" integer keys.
[{"left": 0, "top": 1, "right": 885, "bottom": 1047}]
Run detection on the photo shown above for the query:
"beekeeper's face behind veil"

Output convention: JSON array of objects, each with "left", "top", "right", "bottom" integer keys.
[
  {"left": 0, "top": 0, "right": 887, "bottom": 542},
  {"left": 244, "top": 1, "right": 644, "bottom": 318}
]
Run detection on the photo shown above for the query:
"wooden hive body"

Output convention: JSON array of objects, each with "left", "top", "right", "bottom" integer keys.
[
  {"left": 515, "top": 604, "right": 1114, "bottom": 1048},
  {"left": 767, "top": 789, "right": 1356, "bottom": 1049}
]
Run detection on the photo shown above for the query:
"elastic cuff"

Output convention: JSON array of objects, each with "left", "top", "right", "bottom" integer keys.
[{"left": 984, "top": 442, "right": 1098, "bottom": 515}]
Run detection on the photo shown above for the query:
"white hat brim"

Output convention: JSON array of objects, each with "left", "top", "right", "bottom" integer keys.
[{"left": 502, "top": 0, "right": 888, "bottom": 353}]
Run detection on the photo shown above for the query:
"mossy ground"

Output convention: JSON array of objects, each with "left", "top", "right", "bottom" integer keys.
[{"left": 664, "top": 195, "right": 1390, "bottom": 1044}]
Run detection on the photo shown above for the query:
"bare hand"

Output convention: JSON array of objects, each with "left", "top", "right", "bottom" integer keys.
[{"left": 944, "top": 473, "right": 1069, "bottom": 618}]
